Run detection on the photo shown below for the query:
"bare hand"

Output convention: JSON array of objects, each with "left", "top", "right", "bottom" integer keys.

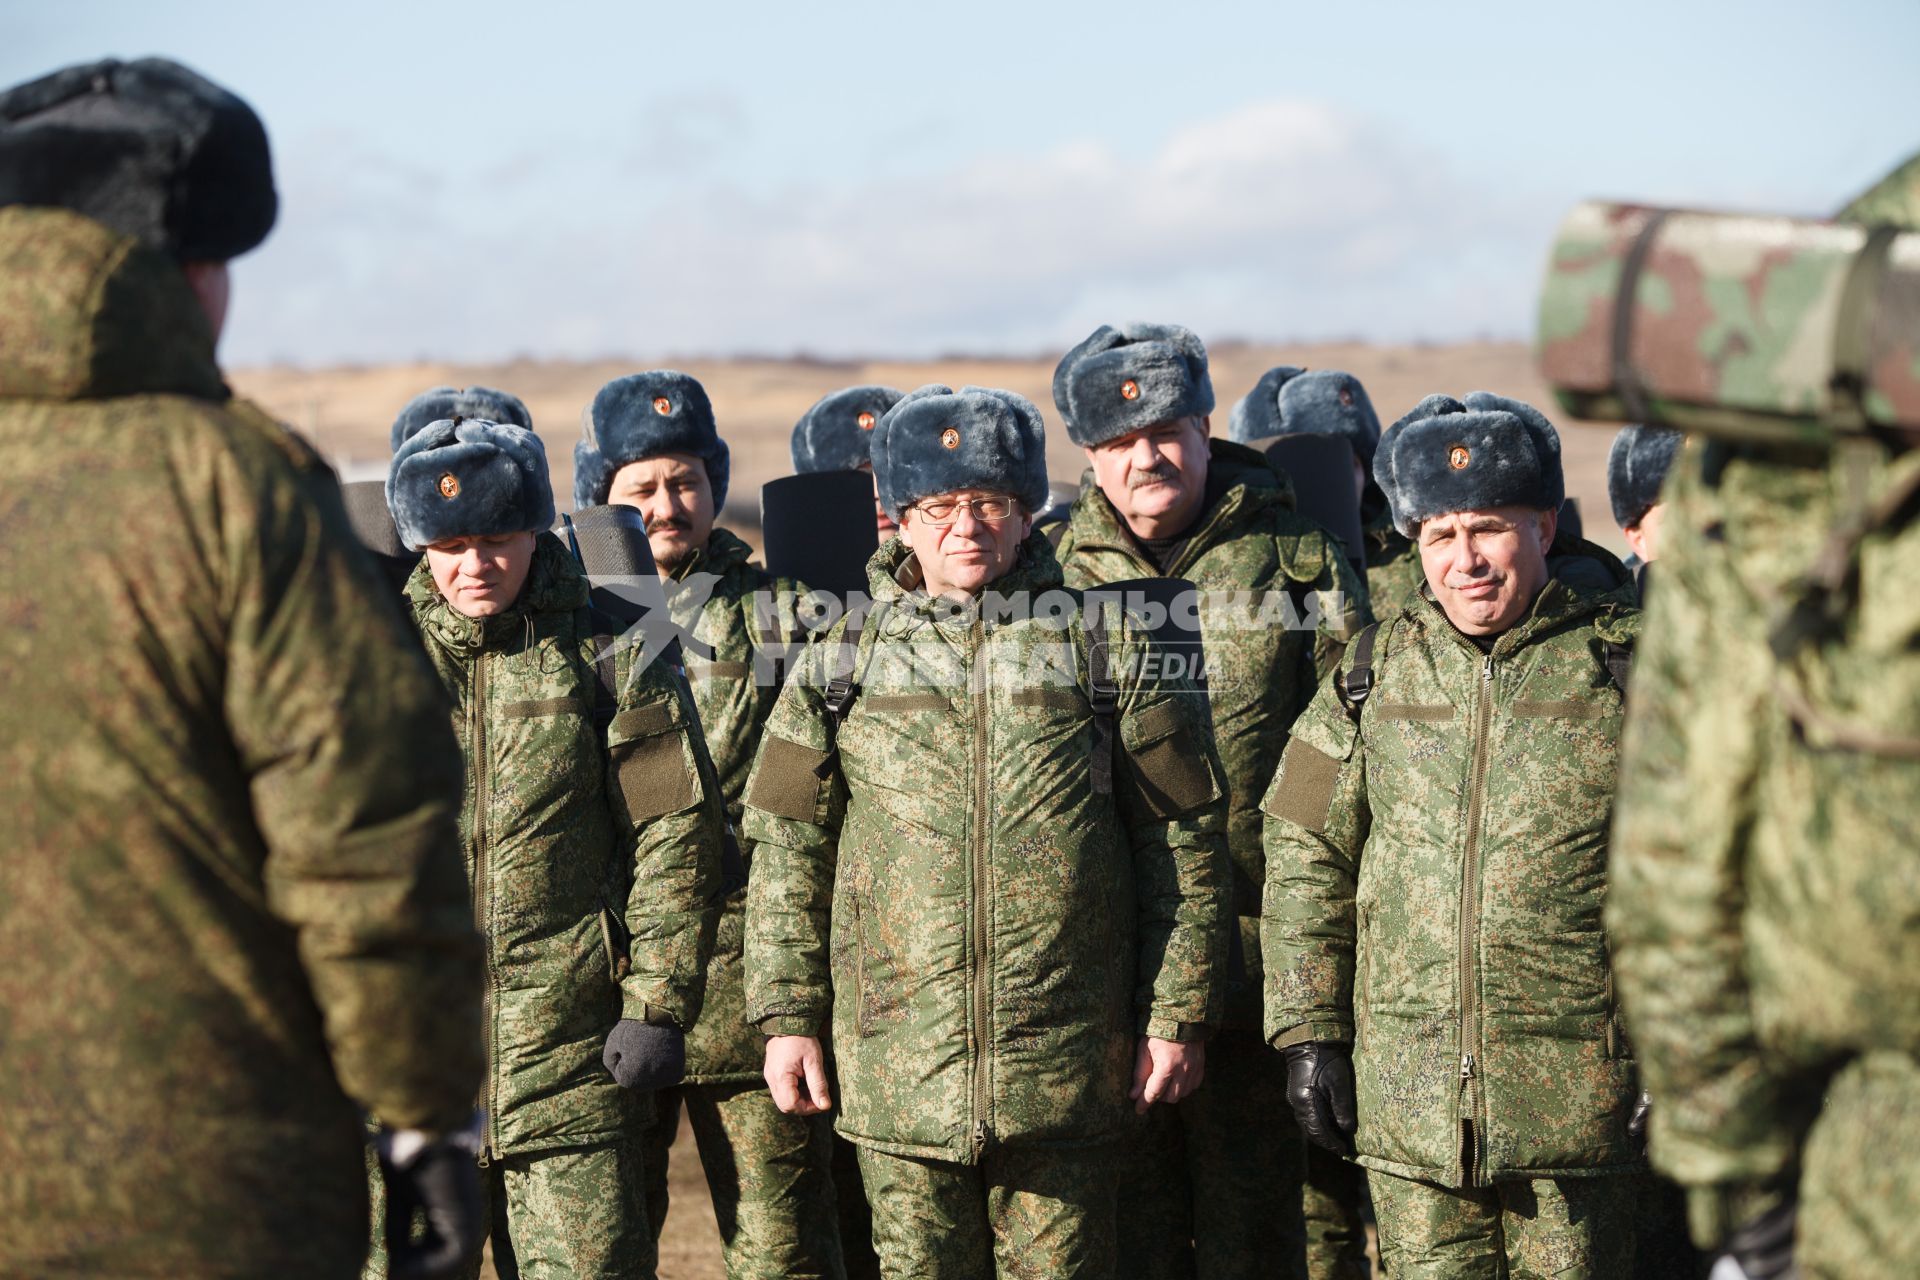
[
  {"left": 1129, "top": 1036, "right": 1205, "bottom": 1114},
  {"left": 764, "top": 1035, "right": 833, "bottom": 1116}
]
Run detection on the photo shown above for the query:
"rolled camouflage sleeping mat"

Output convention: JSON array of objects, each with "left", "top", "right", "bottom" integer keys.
[
  {"left": 337, "top": 478, "right": 417, "bottom": 594},
  {"left": 1536, "top": 201, "right": 1920, "bottom": 446},
  {"left": 760, "top": 470, "right": 879, "bottom": 598},
  {"left": 1260, "top": 432, "right": 1366, "bottom": 575}
]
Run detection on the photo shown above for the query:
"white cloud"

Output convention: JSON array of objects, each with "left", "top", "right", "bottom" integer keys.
[{"left": 226, "top": 98, "right": 1557, "bottom": 367}]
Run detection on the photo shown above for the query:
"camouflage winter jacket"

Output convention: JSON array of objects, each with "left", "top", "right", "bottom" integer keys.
[
  {"left": 1607, "top": 441, "right": 1920, "bottom": 1235},
  {"left": 407, "top": 535, "right": 725, "bottom": 1158},
  {"left": 1262, "top": 539, "right": 1643, "bottom": 1187},
  {"left": 669, "top": 526, "right": 809, "bottom": 1083},
  {"left": 1054, "top": 440, "right": 1368, "bottom": 1029},
  {"left": 742, "top": 532, "right": 1233, "bottom": 1162},
  {"left": 1360, "top": 509, "right": 1422, "bottom": 616},
  {"left": 0, "top": 208, "right": 483, "bottom": 1279}
]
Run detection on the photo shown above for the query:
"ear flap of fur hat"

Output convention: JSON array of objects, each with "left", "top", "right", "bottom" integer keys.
[
  {"left": 1607, "top": 424, "right": 1684, "bottom": 529},
  {"left": 0, "top": 57, "right": 276, "bottom": 260},
  {"left": 791, "top": 384, "right": 906, "bottom": 473},
  {"left": 1374, "top": 392, "right": 1564, "bottom": 539},
  {"left": 1227, "top": 366, "right": 1305, "bottom": 443},
  {"left": 1051, "top": 322, "right": 1215, "bottom": 448},
  {"left": 871, "top": 384, "right": 1050, "bottom": 518},
  {"left": 585, "top": 371, "right": 730, "bottom": 510},
  {"left": 391, "top": 385, "right": 532, "bottom": 453},
  {"left": 386, "top": 418, "right": 557, "bottom": 552}
]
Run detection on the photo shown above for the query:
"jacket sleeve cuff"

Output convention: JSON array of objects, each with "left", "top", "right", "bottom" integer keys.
[
  {"left": 1140, "top": 1015, "right": 1212, "bottom": 1044},
  {"left": 755, "top": 1014, "right": 824, "bottom": 1038},
  {"left": 622, "top": 993, "right": 684, "bottom": 1026},
  {"left": 1270, "top": 1021, "right": 1352, "bottom": 1050}
]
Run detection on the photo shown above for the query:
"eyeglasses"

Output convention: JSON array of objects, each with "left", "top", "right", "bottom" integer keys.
[{"left": 912, "top": 495, "right": 1020, "bottom": 526}]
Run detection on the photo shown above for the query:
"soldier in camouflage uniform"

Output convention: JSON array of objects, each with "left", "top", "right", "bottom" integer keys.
[
  {"left": 0, "top": 60, "right": 486, "bottom": 1279},
  {"left": 390, "top": 417, "right": 727, "bottom": 1279},
  {"left": 792, "top": 384, "right": 909, "bottom": 540},
  {"left": 1051, "top": 327, "right": 1367, "bottom": 1280},
  {"left": 743, "top": 383, "right": 1233, "bottom": 1280},
  {"left": 1596, "top": 157, "right": 1920, "bottom": 1280},
  {"left": 1263, "top": 393, "right": 1645, "bottom": 1279},
  {"left": 576, "top": 370, "right": 845, "bottom": 1279}
]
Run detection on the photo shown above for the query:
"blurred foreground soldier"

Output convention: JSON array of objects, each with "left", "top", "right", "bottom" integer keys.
[
  {"left": 1569, "top": 166, "right": 1920, "bottom": 1280},
  {"left": 579, "top": 371, "right": 844, "bottom": 1278},
  {"left": 392, "top": 384, "right": 533, "bottom": 452},
  {"left": 0, "top": 58, "right": 486, "bottom": 1279},
  {"left": 1233, "top": 365, "right": 1421, "bottom": 613},
  {"left": 792, "top": 383, "right": 907, "bottom": 538},
  {"left": 1606, "top": 424, "right": 1683, "bottom": 574},
  {"left": 742, "top": 384, "right": 1233, "bottom": 1279},
  {"left": 389, "top": 419, "right": 727, "bottom": 1279},
  {"left": 1263, "top": 393, "right": 1645, "bottom": 1278},
  {"left": 1051, "top": 326, "right": 1367, "bottom": 1280}
]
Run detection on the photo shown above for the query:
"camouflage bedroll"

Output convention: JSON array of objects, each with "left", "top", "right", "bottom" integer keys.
[{"left": 1535, "top": 199, "right": 1920, "bottom": 447}]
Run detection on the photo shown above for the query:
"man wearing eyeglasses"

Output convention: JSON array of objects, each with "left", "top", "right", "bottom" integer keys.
[
  {"left": 740, "top": 383, "right": 1233, "bottom": 1280},
  {"left": 1050, "top": 325, "right": 1370, "bottom": 1280}
]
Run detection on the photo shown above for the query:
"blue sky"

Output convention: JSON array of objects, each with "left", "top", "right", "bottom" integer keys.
[{"left": 8, "top": 0, "right": 1916, "bottom": 367}]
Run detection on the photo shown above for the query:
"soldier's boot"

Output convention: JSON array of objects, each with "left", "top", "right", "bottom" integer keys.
[
  {"left": 1302, "top": 1140, "right": 1374, "bottom": 1280},
  {"left": 1800, "top": 1051, "right": 1920, "bottom": 1280},
  {"left": 1366, "top": 1168, "right": 1636, "bottom": 1280},
  {"left": 681, "top": 1080, "right": 846, "bottom": 1279},
  {"left": 483, "top": 1137, "right": 656, "bottom": 1280},
  {"left": 856, "top": 1144, "right": 1117, "bottom": 1280}
]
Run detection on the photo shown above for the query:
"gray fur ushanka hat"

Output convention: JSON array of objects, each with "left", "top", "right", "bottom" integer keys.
[
  {"left": 1374, "top": 391, "right": 1565, "bottom": 539},
  {"left": 387, "top": 418, "right": 556, "bottom": 552},
  {"left": 1606, "top": 424, "right": 1683, "bottom": 529},
  {"left": 391, "top": 385, "right": 532, "bottom": 453},
  {"left": 0, "top": 57, "right": 276, "bottom": 260},
  {"left": 1228, "top": 366, "right": 1383, "bottom": 463},
  {"left": 573, "top": 370, "right": 729, "bottom": 511},
  {"left": 790, "top": 384, "right": 906, "bottom": 473},
  {"left": 1051, "top": 322, "right": 1215, "bottom": 448},
  {"left": 871, "top": 384, "right": 1049, "bottom": 517}
]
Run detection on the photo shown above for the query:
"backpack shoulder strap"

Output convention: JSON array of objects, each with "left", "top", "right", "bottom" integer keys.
[
  {"left": 1603, "top": 638, "right": 1633, "bottom": 701},
  {"left": 1083, "top": 597, "right": 1120, "bottom": 795},
  {"left": 1335, "top": 621, "right": 1383, "bottom": 723}
]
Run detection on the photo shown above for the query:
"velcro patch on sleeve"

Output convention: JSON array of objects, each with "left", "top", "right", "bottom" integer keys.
[
  {"left": 1124, "top": 700, "right": 1221, "bottom": 818},
  {"left": 747, "top": 736, "right": 832, "bottom": 823},
  {"left": 1263, "top": 738, "right": 1343, "bottom": 833},
  {"left": 610, "top": 729, "right": 696, "bottom": 824}
]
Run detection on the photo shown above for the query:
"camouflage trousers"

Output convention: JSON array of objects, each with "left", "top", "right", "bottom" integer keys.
[
  {"left": 640, "top": 1080, "right": 846, "bottom": 1279},
  {"left": 855, "top": 1142, "right": 1118, "bottom": 1280},
  {"left": 1367, "top": 1168, "right": 1636, "bottom": 1280},
  {"left": 832, "top": 1133, "right": 882, "bottom": 1280},
  {"left": 1304, "top": 1140, "right": 1375, "bottom": 1280},
  {"left": 1114, "top": 1029, "right": 1310, "bottom": 1279},
  {"left": 1797, "top": 1051, "right": 1920, "bottom": 1280}
]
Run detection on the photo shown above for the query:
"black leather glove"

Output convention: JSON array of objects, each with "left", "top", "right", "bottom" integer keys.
[
  {"left": 1282, "top": 1040, "right": 1357, "bottom": 1157},
  {"left": 1718, "top": 1192, "right": 1798, "bottom": 1280},
  {"left": 603, "top": 1018, "right": 686, "bottom": 1090},
  {"left": 1628, "top": 1090, "right": 1653, "bottom": 1153},
  {"left": 378, "top": 1130, "right": 484, "bottom": 1279}
]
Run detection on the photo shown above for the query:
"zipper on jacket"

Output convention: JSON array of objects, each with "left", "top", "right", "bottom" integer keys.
[
  {"left": 472, "top": 653, "right": 499, "bottom": 1161},
  {"left": 968, "top": 614, "right": 994, "bottom": 1154},
  {"left": 1457, "top": 652, "right": 1494, "bottom": 1187}
]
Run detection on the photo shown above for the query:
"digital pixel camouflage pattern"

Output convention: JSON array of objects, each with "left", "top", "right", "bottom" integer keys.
[
  {"left": 0, "top": 207, "right": 483, "bottom": 1279},
  {"left": 462, "top": 1137, "right": 654, "bottom": 1280},
  {"left": 1536, "top": 200, "right": 1920, "bottom": 446},
  {"left": 1366, "top": 1167, "right": 1637, "bottom": 1279},
  {"left": 1359, "top": 510, "right": 1422, "bottom": 619},
  {"left": 404, "top": 533, "right": 726, "bottom": 1160},
  {"left": 855, "top": 1143, "right": 1118, "bottom": 1280},
  {"left": 742, "top": 531, "right": 1233, "bottom": 1163},
  {"left": 1605, "top": 439, "right": 1920, "bottom": 1280},
  {"left": 1261, "top": 538, "right": 1645, "bottom": 1191},
  {"left": 1054, "top": 439, "right": 1364, "bottom": 1279},
  {"left": 636, "top": 525, "right": 845, "bottom": 1278}
]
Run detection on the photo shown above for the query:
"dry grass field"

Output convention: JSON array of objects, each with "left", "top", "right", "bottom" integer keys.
[
  {"left": 236, "top": 341, "right": 1618, "bottom": 1278},
  {"left": 230, "top": 340, "right": 1630, "bottom": 559}
]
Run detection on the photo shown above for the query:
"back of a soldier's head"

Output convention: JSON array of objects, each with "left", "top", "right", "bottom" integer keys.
[
  {"left": 1376, "top": 392, "right": 1565, "bottom": 636},
  {"left": 0, "top": 57, "right": 276, "bottom": 344}
]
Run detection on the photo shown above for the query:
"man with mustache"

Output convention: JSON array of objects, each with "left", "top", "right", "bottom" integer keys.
[
  {"left": 576, "top": 372, "right": 845, "bottom": 1279},
  {"left": 1263, "top": 393, "right": 1645, "bottom": 1278},
  {"left": 1050, "top": 324, "right": 1369, "bottom": 1280}
]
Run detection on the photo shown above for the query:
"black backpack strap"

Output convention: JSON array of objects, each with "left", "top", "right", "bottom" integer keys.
[
  {"left": 1085, "top": 597, "right": 1119, "bottom": 795},
  {"left": 1603, "top": 639, "right": 1633, "bottom": 702},
  {"left": 818, "top": 605, "right": 881, "bottom": 775},
  {"left": 1336, "top": 622, "right": 1382, "bottom": 724}
]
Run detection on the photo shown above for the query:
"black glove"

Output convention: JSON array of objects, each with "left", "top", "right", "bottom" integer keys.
[
  {"left": 1718, "top": 1192, "right": 1798, "bottom": 1280},
  {"left": 379, "top": 1131, "right": 484, "bottom": 1279},
  {"left": 1282, "top": 1040, "right": 1357, "bottom": 1157},
  {"left": 603, "top": 1018, "right": 686, "bottom": 1090},
  {"left": 1628, "top": 1091, "right": 1653, "bottom": 1153}
]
